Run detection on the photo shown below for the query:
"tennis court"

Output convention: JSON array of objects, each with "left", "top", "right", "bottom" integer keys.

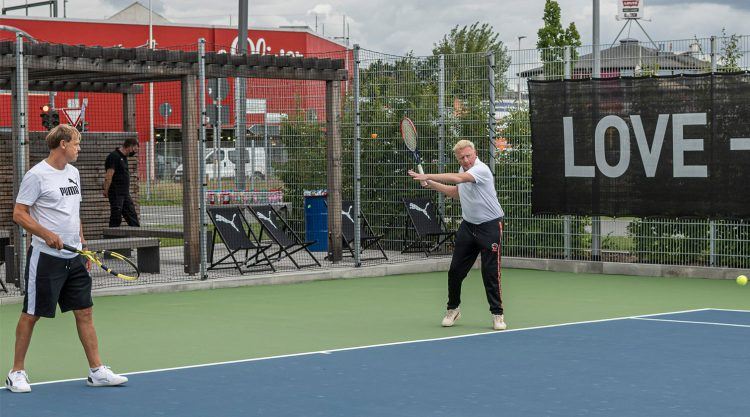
[
  {"left": 1, "top": 270, "right": 748, "bottom": 416},
  {"left": 3, "top": 309, "right": 749, "bottom": 416}
]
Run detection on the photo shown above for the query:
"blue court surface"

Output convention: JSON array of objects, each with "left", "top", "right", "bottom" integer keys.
[{"left": 2, "top": 308, "right": 749, "bottom": 417}]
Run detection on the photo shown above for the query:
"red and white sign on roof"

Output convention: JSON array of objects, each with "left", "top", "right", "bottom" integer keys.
[{"left": 618, "top": 0, "right": 645, "bottom": 20}]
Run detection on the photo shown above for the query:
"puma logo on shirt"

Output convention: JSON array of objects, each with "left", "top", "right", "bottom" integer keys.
[
  {"left": 59, "top": 177, "right": 80, "bottom": 196},
  {"left": 59, "top": 185, "right": 80, "bottom": 196}
]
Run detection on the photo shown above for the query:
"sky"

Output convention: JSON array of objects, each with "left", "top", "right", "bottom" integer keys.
[{"left": 3, "top": 0, "right": 749, "bottom": 55}]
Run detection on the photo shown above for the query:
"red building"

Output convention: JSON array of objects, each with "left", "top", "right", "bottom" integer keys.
[{"left": 0, "top": 12, "right": 350, "bottom": 174}]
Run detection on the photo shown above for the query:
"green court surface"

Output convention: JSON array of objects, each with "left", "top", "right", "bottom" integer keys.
[{"left": 1, "top": 269, "right": 747, "bottom": 383}]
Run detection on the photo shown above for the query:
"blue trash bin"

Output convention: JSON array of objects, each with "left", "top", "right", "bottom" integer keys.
[{"left": 304, "top": 191, "right": 328, "bottom": 252}]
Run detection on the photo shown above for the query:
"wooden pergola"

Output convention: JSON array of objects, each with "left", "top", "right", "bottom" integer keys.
[{"left": 2, "top": 39, "right": 348, "bottom": 278}]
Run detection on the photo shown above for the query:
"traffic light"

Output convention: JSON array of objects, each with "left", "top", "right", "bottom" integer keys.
[
  {"left": 40, "top": 104, "right": 51, "bottom": 130},
  {"left": 50, "top": 109, "right": 60, "bottom": 129},
  {"left": 39, "top": 105, "right": 60, "bottom": 131}
]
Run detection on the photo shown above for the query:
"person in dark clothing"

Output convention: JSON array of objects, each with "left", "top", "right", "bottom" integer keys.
[
  {"left": 408, "top": 139, "right": 507, "bottom": 331},
  {"left": 103, "top": 138, "right": 140, "bottom": 227}
]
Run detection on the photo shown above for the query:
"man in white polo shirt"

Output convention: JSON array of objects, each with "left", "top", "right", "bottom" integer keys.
[
  {"left": 408, "top": 139, "right": 506, "bottom": 330},
  {"left": 6, "top": 124, "right": 127, "bottom": 393}
]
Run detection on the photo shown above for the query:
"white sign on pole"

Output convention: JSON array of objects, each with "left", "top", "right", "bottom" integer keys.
[
  {"left": 618, "top": 0, "right": 644, "bottom": 20},
  {"left": 246, "top": 98, "right": 267, "bottom": 114},
  {"left": 266, "top": 113, "right": 287, "bottom": 124}
]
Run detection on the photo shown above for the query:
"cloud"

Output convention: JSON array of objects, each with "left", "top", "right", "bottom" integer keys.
[
  {"left": 28, "top": 0, "right": 750, "bottom": 56},
  {"left": 308, "top": 4, "right": 333, "bottom": 17},
  {"left": 648, "top": 0, "right": 750, "bottom": 11},
  {"left": 101, "top": 0, "right": 167, "bottom": 14}
]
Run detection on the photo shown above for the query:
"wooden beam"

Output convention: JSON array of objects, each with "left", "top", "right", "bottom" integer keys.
[
  {"left": 122, "top": 92, "right": 137, "bottom": 132},
  {"left": 326, "top": 80, "right": 343, "bottom": 262},
  {"left": 0, "top": 78, "right": 144, "bottom": 93},
  {"left": 181, "top": 74, "right": 200, "bottom": 274},
  {"left": 0, "top": 55, "right": 194, "bottom": 77},
  {"left": 0, "top": 56, "right": 347, "bottom": 82},
  {"left": 206, "top": 65, "right": 348, "bottom": 81}
]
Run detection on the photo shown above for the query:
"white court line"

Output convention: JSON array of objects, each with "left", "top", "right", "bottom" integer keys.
[
  {"left": 9, "top": 307, "right": 712, "bottom": 389},
  {"left": 631, "top": 317, "right": 750, "bottom": 328},
  {"left": 707, "top": 308, "right": 750, "bottom": 313}
]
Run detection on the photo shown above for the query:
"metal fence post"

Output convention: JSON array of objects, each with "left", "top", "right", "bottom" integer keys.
[
  {"left": 710, "top": 36, "right": 718, "bottom": 72},
  {"left": 709, "top": 35, "right": 717, "bottom": 267},
  {"left": 592, "top": 10, "right": 602, "bottom": 262},
  {"left": 709, "top": 221, "right": 716, "bottom": 267},
  {"left": 234, "top": 79, "right": 247, "bottom": 191},
  {"left": 487, "top": 52, "right": 496, "bottom": 173},
  {"left": 438, "top": 54, "right": 446, "bottom": 216},
  {"left": 563, "top": 46, "right": 572, "bottom": 260},
  {"left": 353, "top": 44, "right": 362, "bottom": 266},
  {"left": 13, "top": 33, "right": 28, "bottom": 288},
  {"left": 198, "top": 39, "right": 208, "bottom": 279}
]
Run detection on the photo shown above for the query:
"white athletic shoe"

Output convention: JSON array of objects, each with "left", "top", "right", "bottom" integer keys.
[
  {"left": 87, "top": 366, "right": 128, "bottom": 387},
  {"left": 441, "top": 308, "right": 461, "bottom": 327},
  {"left": 492, "top": 314, "right": 507, "bottom": 331},
  {"left": 5, "top": 370, "right": 31, "bottom": 393}
]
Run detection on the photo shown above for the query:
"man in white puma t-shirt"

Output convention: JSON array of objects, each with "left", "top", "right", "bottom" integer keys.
[{"left": 6, "top": 125, "right": 128, "bottom": 393}]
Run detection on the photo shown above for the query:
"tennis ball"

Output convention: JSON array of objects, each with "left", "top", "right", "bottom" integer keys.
[
  {"left": 737, "top": 275, "right": 748, "bottom": 286},
  {"left": 371, "top": 133, "right": 378, "bottom": 139}
]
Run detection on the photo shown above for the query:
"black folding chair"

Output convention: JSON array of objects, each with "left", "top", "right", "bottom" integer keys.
[
  {"left": 206, "top": 206, "right": 275, "bottom": 273},
  {"left": 248, "top": 205, "right": 321, "bottom": 269},
  {"left": 402, "top": 197, "right": 455, "bottom": 256},
  {"left": 336, "top": 200, "right": 388, "bottom": 261},
  {"left": 0, "top": 231, "right": 8, "bottom": 292}
]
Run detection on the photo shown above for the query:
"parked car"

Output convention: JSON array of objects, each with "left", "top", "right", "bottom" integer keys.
[{"left": 173, "top": 148, "right": 267, "bottom": 181}]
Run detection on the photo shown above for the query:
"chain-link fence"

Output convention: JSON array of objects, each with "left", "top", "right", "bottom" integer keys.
[
  {"left": 503, "top": 35, "right": 750, "bottom": 268},
  {"left": 2, "top": 34, "right": 749, "bottom": 297}
]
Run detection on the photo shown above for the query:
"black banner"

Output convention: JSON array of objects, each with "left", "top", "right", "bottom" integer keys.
[{"left": 529, "top": 73, "right": 750, "bottom": 218}]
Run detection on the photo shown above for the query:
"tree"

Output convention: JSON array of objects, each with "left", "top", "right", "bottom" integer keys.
[
  {"left": 536, "top": 0, "right": 582, "bottom": 79},
  {"left": 433, "top": 22, "right": 506, "bottom": 56},
  {"left": 720, "top": 28, "right": 743, "bottom": 72},
  {"left": 433, "top": 22, "right": 511, "bottom": 97}
]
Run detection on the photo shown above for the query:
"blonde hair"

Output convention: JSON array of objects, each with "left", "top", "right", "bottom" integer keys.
[
  {"left": 46, "top": 124, "right": 80, "bottom": 150},
  {"left": 452, "top": 139, "right": 475, "bottom": 152}
]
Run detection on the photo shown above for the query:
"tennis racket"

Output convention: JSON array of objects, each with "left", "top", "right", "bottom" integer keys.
[
  {"left": 400, "top": 117, "right": 424, "bottom": 174},
  {"left": 63, "top": 244, "right": 140, "bottom": 281},
  {"left": 400, "top": 117, "right": 427, "bottom": 186},
  {"left": 491, "top": 221, "right": 504, "bottom": 300}
]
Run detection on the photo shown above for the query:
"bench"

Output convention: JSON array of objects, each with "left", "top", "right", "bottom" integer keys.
[
  {"left": 103, "top": 226, "right": 184, "bottom": 239},
  {"left": 87, "top": 237, "right": 160, "bottom": 273}
]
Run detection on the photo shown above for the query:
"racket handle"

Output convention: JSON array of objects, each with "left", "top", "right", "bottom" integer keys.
[
  {"left": 417, "top": 164, "right": 427, "bottom": 186},
  {"left": 62, "top": 244, "right": 78, "bottom": 252}
]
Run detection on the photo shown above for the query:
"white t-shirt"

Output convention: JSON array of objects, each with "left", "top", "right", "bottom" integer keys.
[
  {"left": 457, "top": 158, "right": 504, "bottom": 224},
  {"left": 16, "top": 160, "right": 82, "bottom": 258}
]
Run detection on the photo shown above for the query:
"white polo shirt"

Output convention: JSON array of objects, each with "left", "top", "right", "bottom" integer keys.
[
  {"left": 16, "top": 160, "right": 82, "bottom": 258},
  {"left": 456, "top": 158, "right": 504, "bottom": 224}
]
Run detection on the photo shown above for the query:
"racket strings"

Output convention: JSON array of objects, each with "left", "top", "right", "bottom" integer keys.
[
  {"left": 400, "top": 119, "right": 418, "bottom": 151},
  {"left": 91, "top": 251, "right": 139, "bottom": 280},
  {"left": 402, "top": 131, "right": 418, "bottom": 151}
]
